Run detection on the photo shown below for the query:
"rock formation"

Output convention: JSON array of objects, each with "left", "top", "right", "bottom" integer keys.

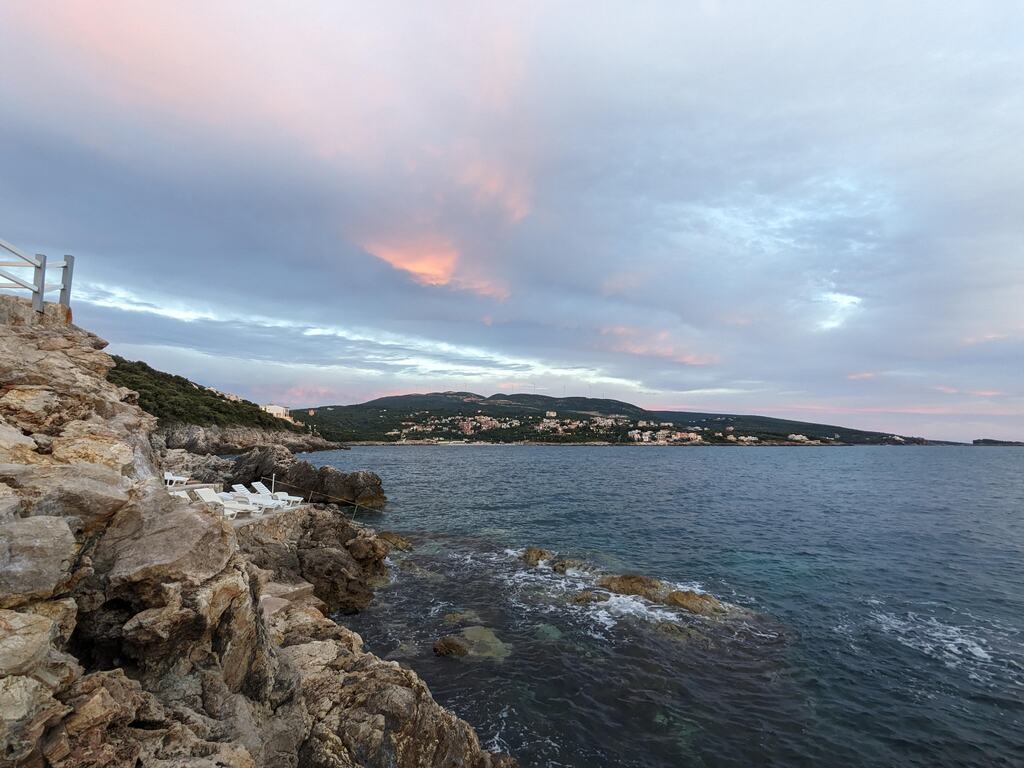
[
  {"left": 0, "top": 296, "right": 512, "bottom": 767},
  {"left": 229, "top": 445, "right": 386, "bottom": 510},
  {"left": 153, "top": 423, "right": 344, "bottom": 456}
]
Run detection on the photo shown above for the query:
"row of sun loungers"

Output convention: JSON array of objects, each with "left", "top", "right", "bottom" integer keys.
[{"left": 168, "top": 481, "right": 305, "bottom": 520}]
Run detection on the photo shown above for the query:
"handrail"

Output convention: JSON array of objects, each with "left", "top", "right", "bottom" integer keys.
[
  {"left": 258, "top": 475, "right": 383, "bottom": 518},
  {"left": 0, "top": 237, "right": 74, "bottom": 312}
]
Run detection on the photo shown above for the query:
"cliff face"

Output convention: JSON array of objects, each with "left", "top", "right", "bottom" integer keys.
[
  {"left": 154, "top": 424, "right": 343, "bottom": 456},
  {"left": 0, "top": 296, "right": 511, "bottom": 768}
]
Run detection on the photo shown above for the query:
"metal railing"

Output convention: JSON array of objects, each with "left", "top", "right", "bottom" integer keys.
[
  {"left": 261, "top": 474, "right": 383, "bottom": 517},
  {"left": 0, "top": 237, "right": 74, "bottom": 312}
]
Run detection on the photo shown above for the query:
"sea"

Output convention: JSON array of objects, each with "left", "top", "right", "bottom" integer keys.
[{"left": 300, "top": 445, "right": 1024, "bottom": 768}]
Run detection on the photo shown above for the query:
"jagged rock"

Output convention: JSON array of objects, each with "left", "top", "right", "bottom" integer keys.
[
  {"left": 0, "top": 516, "right": 77, "bottom": 608},
  {"left": 597, "top": 574, "right": 665, "bottom": 601},
  {"left": 157, "top": 423, "right": 343, "bottom": 455},
  {"left": 377, "top": 530, "right": 412, "bottom": 551},
  {"left": 0, "top": 296, "right": 513, "bottom": 768},
  {"left": 235, "top": 505, "right": 389, "bottom": 614},
  {"left": 433, "top": 636, "right": 470, "bottom": 657},
  {"left": 229, "top": 445, "right": 387, "bottom": 510},
  {"left": 521, "top": 547, "right": 552, "bottom": 567},
  {"left": 663, "top": 589, "right": 728, "bottom": 616}
]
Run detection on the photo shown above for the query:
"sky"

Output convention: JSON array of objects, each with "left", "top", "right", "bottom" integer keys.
[{"left": 0, "top": 2, "right": 1021, "bottom": 442}]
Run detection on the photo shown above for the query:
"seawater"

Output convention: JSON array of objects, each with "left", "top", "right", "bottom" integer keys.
[{"left": 301, "top": 445, "right": 1024, "bottom": 768}]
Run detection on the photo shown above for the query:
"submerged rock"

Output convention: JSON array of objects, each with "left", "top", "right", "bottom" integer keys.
[
  {"left": 433, "top": 635, "right": 470, "bottom": 657},
  {"left": 551, "top": 558, "right": 589, "bottom": 574},
  {"left": 462, "top": 625, "right": 511, "bottom": 660},
  {"left": 664, "top": 589, "right": 728, "bottom": 616},
  {"left": 442, "top": 610, "right": 483, "bottom": 625},
  {"left": 521, "top": 547, "right": 552, "bottom": 567},
  {"left": 377, "top": 530, "right": 412, "bottom": 551},
  {"left": 655, "top": 622, "right": 716, "bottom": 649},
  {"left": 570, "top": 590, "right": 609, "bottom": 605},
  {"left": 598, "top": 574, "right": 665, "bottom": 601}
]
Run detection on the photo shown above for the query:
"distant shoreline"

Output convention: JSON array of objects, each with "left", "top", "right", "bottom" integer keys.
[{"left": 323, "top": 440, "right": 969, "bottom": 448}]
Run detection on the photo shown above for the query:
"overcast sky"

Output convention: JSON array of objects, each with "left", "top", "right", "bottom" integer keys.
[{"left": 1, "top": 2, "right": 1021, "bottom": 441}]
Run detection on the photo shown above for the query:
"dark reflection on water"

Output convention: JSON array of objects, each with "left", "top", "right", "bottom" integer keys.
[{"left": 302, "top": 446, "right": 1024, "bottom": 768}]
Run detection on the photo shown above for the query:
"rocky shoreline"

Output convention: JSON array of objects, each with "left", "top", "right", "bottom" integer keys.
[
  {"left": 0, "top": 296, "right": 513, "bottom": 768},
  {"left": 154, "top": 423, "right": 345, "bottom": 456}
]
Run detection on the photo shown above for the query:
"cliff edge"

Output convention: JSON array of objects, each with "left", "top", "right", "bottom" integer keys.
[{"left": 0, "top": 296, "right": 512, "bottom": 768}]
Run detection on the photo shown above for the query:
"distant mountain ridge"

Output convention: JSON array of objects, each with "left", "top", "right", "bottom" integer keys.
[{"left": 295, "top": 390, "right": 933, "bottom": 445}]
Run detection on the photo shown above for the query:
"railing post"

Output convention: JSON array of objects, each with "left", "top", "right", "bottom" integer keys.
[
  {"left": 271, "top": 473, "right": 276, "bottom": 493},
  {"left": 59, "top": 254, "right": 74, "bottom": 307},
  {"left": 32, "top": 253, "right": 46, "bottom": 312}
]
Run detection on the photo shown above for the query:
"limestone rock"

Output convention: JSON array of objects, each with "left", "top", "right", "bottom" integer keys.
[
  {"left": 157, "top": 423, "right": 343, "bottom": 455},
  {"left": 158, "top": 447, "right": 234, "bottom": 484},
  {"left": 0, "top": 610, "right": 54, "bottom": 676},
  {"left": 0, "top": 516, "right": 77, "bottom": 608},
  {"left": 551, "top": 558, "right": 588, "bottom": 574}
]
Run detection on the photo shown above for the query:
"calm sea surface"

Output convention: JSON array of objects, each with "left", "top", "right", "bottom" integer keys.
[{"left": 302, "top": 445, "right": 1024, "bottom": 768}]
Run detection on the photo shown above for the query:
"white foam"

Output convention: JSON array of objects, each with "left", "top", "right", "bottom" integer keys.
[{"left": 872, "top": 611, "right": 993, "bottom": 665}]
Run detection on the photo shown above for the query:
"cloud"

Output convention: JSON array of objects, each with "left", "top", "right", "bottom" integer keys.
[{"left": 1, "top": 2, "right": 1023, "bottom": 442}]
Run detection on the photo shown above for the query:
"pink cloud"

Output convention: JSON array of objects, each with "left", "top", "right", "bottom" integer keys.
[
  {"left": 361, "top": 235, "right": 509, "bottom": 299},
  {"left": 847, "top": 372, "right": 877, "bottom": 380},
  {"left": 600, "top": 326, "right": 718, "bottom": 366}
]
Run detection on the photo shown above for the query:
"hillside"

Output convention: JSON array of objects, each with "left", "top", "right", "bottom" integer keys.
[
  {"left": 108, "top": 356, "right": 302, "bottom": 431},
  {"left": 295, "top": 391, "right": 927, "bottom": 445}
]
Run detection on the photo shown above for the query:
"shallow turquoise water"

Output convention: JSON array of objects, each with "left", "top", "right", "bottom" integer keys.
[{"left": 303, "top": 445, "right": 1024, "bottom": 767}]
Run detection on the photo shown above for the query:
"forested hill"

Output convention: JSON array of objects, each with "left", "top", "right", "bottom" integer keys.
[
  {"left": 107, "top": 356, "right": 302, "bottom": 431},
  {"left": 295, "top": 391, "right": 928, "bottom": 444}
]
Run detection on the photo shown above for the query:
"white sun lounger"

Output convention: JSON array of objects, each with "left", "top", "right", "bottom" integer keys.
[
  {"left": 251, "top": 481, "right": 303, "bottom": 507},
  {"left": 169, "top": 490, "right": 191, "bottom": 500},
  {"left": 194, "top": 487, "right": 257, "bottom": 519},
  {"left": 230, "top": 484, "right": 286, "bottom": 510},
  {"left": 163, "top": 471, "right": 188, "bottom": 487}
]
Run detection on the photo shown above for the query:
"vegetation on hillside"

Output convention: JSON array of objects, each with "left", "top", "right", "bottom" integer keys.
[
  {"left": 295, "top": 391, "right": 925, "bottom": 444},
  {"left": 108, "top": 356, "right": 302, "bottom": 431}
]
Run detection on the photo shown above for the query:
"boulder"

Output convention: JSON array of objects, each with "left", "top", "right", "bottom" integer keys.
[
  {"left": 663, "top": 589, "right": 728, "bottom": 616},
  {"left": 0, "top": 516, "right": 77, "bottom": 608},
  {"left": 597, "top": 574, "right": 665, "bottom": 601},
  {"left": 520, "top": 547, "right": 552, "bottom": 567},
  {"left": 433, "top": 636, "right": 470, "bottom": 657}
]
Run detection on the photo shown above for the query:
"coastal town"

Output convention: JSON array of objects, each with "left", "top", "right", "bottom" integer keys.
[{"left": 374, "top": 409, "right": 835, "bottom": 445}]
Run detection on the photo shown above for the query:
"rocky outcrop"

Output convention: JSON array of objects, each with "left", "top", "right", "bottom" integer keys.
[
  {"left": 0, "top": 296, "right": 511, "bottom": 768},
  {"left": 229, "top": 445, "right": 387, "bottom": 510},
  {"left": 154, "top": 423, "right": 344, "bottom": 456},
  {"left": 234, "top": 505, "right": 389, "bottom": 615},
  {"left": 155, "top": 447, "right": 234, "bottom": 484}
]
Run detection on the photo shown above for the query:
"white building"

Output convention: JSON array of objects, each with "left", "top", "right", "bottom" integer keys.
[
  {"left": 545, "top": 410, "right": 558, "bottom": 418},
  {"left": 261, "top": 404, "right": 298, "bottom": 424}
]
